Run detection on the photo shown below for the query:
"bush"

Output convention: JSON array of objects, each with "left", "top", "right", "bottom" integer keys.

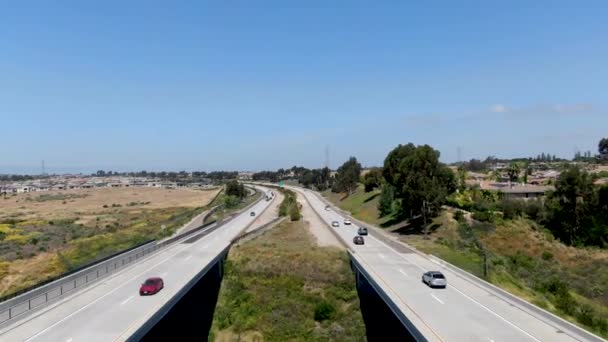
[
  {"left": 223, "top": 195, "right": 240, "bottom": 209},
  {"left": 289, "top": 205, "right": 301, "bottom": 221},
  {"left": 500, "top": 198, "right": 524, "bottom": 219},
  {"left": 314, "top": 301, "right": 336, "bottom": 321},
  {"left": 576, "top": 304, "right": 595, "bottom": 327},
  {"left": 541, "top": 250, "right": 553, "bottom": 261},
  {"left": 453, "top": 210, "right": 465, "bottom": 222},
  {"left": 472, "top": 210, "right": 494, "bottom": 223}
]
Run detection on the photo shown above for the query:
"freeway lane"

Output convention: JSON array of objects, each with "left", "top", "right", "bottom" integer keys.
[
  {"left": 294, "top": 187, "right": 605, "bottom": 342},
  {"left": 0, "top": 186, "right": 273, "bottom": 342}
]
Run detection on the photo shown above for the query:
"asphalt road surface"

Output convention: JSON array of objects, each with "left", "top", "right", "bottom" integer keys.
[
  {"left": 0, "top": 186, "right": 273, "bottom": 342},
  {"left": 292, "top": 186, "right": 605, "bottom": 342}
]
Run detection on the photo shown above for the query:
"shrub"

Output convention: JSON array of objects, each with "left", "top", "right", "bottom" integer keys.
[
  {"left": 289, "top": 205, "right": 300, "bottom": 221},
  {"left": 102, "top": 204, "right": 108, "bottom": 208},
  {"left": 314, "top": 302, "right": 335, "bottom": 321},
  {"left": 472, "top": 210, "right": 494, "bottom": 223},
  {"left": 541, "top": 250, "right": 553, "bottom": 261},
  {"left": 453, "top": 210, "right": 465, "bottom": 222},
  {"left": 576, "top": 304, "right": 595, "bottom": 327}
]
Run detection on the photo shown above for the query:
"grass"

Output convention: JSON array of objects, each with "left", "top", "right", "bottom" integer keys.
[
  {"left": 320, "top": 184, "right": 608, "bottom": 337},
  {"left": 0, "top": 187, "right": 220, "bottom": 298},
  {"left": 207, "top": 189, "right": 262, "bottom": 223},
  {"left": 276, "top": 187, "right": 301, "bottom": 221},
  {"left": 322, "top": 185, "right": 399, "bottom": 227},
  {"left": 404, "top": 211, "right": 608, "bottom": 338},
  {"left": 210, "top": 219, "right": 366, "bottom": 341}
]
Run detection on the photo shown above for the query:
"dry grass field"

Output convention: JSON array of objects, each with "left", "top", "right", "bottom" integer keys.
[
  {"left": 0, "top": 187, "right": 220, "bottom": 297},
  {"left": 1, "top": 187, "right": 218, "bottom": 221}
]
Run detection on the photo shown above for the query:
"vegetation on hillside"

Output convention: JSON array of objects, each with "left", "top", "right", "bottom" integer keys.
[
  {"left": 0, "top": 205, "right": 203, "bottom": 298},
  {"left": 210, "top": 219, "right": 366, "bottom": 341},
  {"left": 406, "top": 211, "right": 608, "bottom": 337}
]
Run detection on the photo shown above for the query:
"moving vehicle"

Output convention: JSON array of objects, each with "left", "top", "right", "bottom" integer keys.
[
  {"left": 353, "top": 236, "right": 365, "bottom": 245},
  {"left": 250, "top": 211, "right": 256, "bottom": 216},
  {"left": 140, "top": 277, "right": 164, "bottom": 295},
  {"left": 325, "top": 205, "right": 331, "bottom": 211},
  {"left": 422, "top": 271, "right": 447, "bottom": 288},
  {"left": 331, "top": 221, "right": 339, "bottom": 227},
  {"left": 358, "top": 227, "right": 368, "bottom": 235},
  {"left": 344, "top": 219, "right": 352, "bottom": 225}
]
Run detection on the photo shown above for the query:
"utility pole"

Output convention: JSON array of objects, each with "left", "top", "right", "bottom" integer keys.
[{"left": 41, "top": 160, "right": 46, "bottom": 176}]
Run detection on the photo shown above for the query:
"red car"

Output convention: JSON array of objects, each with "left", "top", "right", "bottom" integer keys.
[{"left": 139, "top": 277, "right": 164, "bottom": 295}]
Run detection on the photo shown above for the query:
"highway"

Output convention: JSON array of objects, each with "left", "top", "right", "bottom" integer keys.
[
  {"left": 0, "top": 186, "right": 273, "bottom": 342},
  {"left": 293, "top": 186, "right": 606, "bottom": 342}
]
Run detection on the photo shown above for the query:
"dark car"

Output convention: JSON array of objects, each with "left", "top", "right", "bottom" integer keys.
[
  {"left": 140, "top": 277, "right": 164, "bottom": 295},
  {"left": 422, "top": 271, "right": 447, "bottom": 288},
  {"left": 353, "top": 236, "right": 365, "bottom": 245},
  {"left": 357, "top": 227, "right": 368, "bottom": 236},
  {"left": 250, "top": 211, "right": 256, "bottom": 216}
]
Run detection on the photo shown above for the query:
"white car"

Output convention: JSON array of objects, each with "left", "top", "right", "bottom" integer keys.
[
  {"left": 344, "top": 219, "right": 352, "bottom": 225},
  {"left": 331, "top": 221, "right": 340, "bottom": 227},
  {"left": 422, "top": 271, "right": 447, "bottom": 288}
]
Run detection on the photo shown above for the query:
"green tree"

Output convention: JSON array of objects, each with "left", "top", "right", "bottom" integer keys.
[
  {"left": 225, "top": 180, "right": 247, "bottom": 199},
  {"left": 599, "top": 137, "right": 608, "bottom": 159},
  {"left": 546, "top": 166, "right": 595, "bottom": 245},
  {"left": 457, "top": 165, "right": 467, "bottom": 190},
  {"left": 334, "top": 157, "right": 362, "bottom": 195},
  {"left": 506, "top": 162, "right": 521, "bottom": 183},
  {"left": 378, "top": 184, "right": 396, "bottom": 217},
  {"left": 383, "top": 144, "right": 456, "bottom": 237},
  {"left": 363, "top": 168, "right": 383, "bottom": 192}
]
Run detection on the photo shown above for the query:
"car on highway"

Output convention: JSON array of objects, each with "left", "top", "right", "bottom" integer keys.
[
  {"left": 331, "top": 221, "right": 339, "bottom": 227},
  {"left": 325, "top": 205, "right": 331, "bottom": 211},
  {"left": 357, "top": 227, "right": 368, "bottom": 235},
  {"left": 140, "top": 277, "right": 164, "bottom": 295},
  {"left": 344, "top": 219, "right": 352, "bottom": 225},
  {"left": 422, "top": 271, "right": 447, "bottom": 288},
  {"left": 353, "top": 236, "right": 365, "bottom": 245},
  {"left": 250, "top": 211, "right": 256, "bottom": 216}
]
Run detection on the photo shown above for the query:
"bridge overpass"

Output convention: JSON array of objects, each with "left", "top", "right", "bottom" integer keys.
[
  {"left": 291, "top": 186, "right": 606, "bottom": 342},
  {"left": 0, "top": 186, "right": 273, "bottom": 342}
]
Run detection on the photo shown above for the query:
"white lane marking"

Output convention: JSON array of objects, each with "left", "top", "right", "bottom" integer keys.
[
  {"left": 449, "top": 286, "right": 541, "bottom": 342},
  {"left": 489, "top": 339, "right": 495, "bottom": 342},
  {"left": 160, "top": 272, "right": 168, "bottom": 277},
  {"left": 65, "top": 338, "right": 73, "bottom": 342},
  {"left": 22, "top": 229, "right": 213, "bottom": 341},
  {"left": 120, "top": 295, "right": 134, "bottom": 306},
  {"left": 378, "top": 253, "right": 386, "bottom": 259},
  {"left": 398, "top": 269, "right": 408, "bottom": 277},
  {"left": 184, "top": 255, "right": 192, "bottom": 261},
  {"left": 300, "top": 190, "right": 543, "bottom": 341},
  {"left": 431, "top": 258, "right": 441, "bottom": 265},
  {"left": 431, "top": 294, "right": 445, "bottom": 304}
]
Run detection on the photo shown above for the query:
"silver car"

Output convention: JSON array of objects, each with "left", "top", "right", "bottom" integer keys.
[
  {"left": 331, "top": 221, "right": 340, "bottom": 227},
  {"left": 422, "top": 271, "right": 447, "bottom": 288}
]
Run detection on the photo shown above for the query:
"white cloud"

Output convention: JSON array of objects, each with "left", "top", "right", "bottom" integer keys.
[
  {"left": 490, "top": 104, "right": 508, "bottom": 113},
  {"left": 490, "top": 103, "right": 597, "bottom": 118}
]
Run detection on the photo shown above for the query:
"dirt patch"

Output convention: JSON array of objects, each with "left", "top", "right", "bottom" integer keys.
[
  {"left": 1, "top": 187, "right": 220, "bottom": 221},
  {"left": 297, "top": 193, "right": 343, "bottom": 249}
]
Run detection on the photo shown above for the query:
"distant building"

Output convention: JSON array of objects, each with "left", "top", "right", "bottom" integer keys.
[{"left": 480, "top": 182, "right": 553, "bottom": 199}]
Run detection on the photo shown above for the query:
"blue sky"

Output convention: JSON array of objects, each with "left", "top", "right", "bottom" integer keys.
[{"left": 1, "top": 1, "right": 607, "bottom": 173}]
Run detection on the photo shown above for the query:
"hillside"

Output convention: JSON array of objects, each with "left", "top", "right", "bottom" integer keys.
[{"left": 323, "top": 186, "right": 608, "bottom": 337}]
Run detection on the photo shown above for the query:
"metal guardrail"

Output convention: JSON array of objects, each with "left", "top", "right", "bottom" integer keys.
[{"left": 0, "top": 220, "right": 217, "bottom": 326}]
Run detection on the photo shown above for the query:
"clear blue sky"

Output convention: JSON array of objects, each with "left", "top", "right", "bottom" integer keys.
[{"left": 1, "top": 1, "right": 607, "bottom": 174}]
